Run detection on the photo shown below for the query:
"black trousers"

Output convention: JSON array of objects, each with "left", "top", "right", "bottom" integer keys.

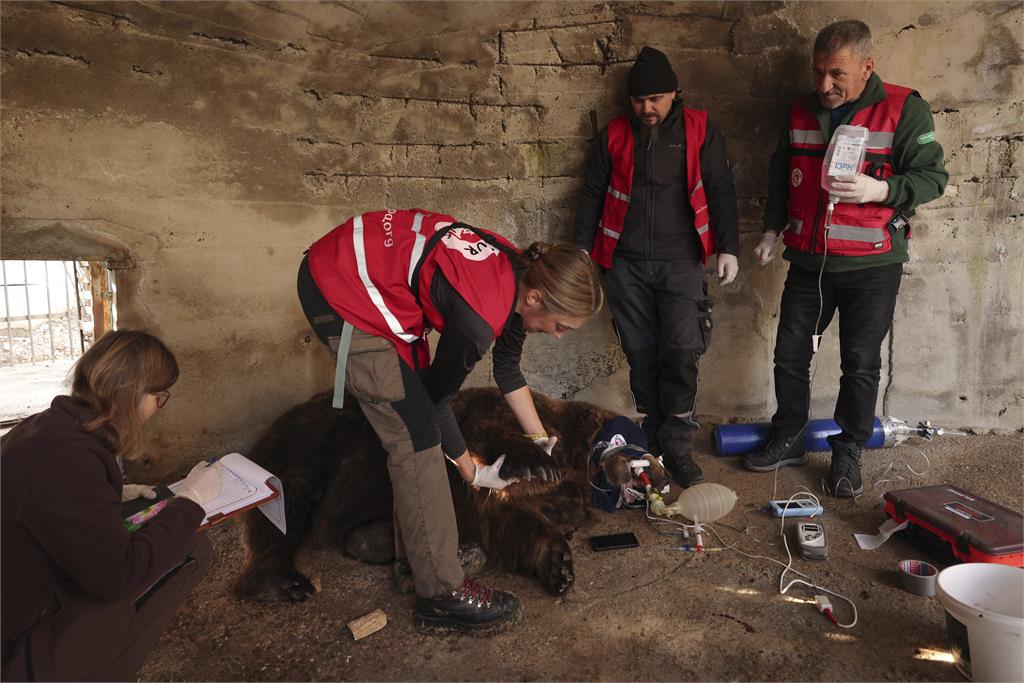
[
  {"left": 605, "top": 257, "right": 712, "bottom": 458},
  {"left": 771, "top": 262, "right": 903, "bottom": 446}
]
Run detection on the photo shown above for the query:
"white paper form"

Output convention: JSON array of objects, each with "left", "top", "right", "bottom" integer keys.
[{"left": 169, "top": 453, "right": 287, "bottom": 534}]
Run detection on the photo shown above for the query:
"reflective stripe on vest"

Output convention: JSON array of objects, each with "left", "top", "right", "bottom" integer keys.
[
  {"left": 783, "top": 81, "right": 914, "bottom": 257},
  {"left": 828, "top": 225, "right": 887, "bottom": 243},
  {"left": 867, "top": 131, "right": 894, "bottom": 150},
  {"left": 600, "top": 222, "right": 621, "bottom": 238},
  {"left": 406, "top": 211, "right": 427, "bottom": 286},
  {"left": 352, "top": 215, "right": 421, "bottom": 344},
  {"left": 590, "top": 108, "right": 713, "bottom": 268},
  {"left": 607, "top": 185, "right": 629, "bottom": 202},
  {"left": 308, "top": 210, "right": 518, "bottom": 370},
  {"left": 790, "top": 129, "right": 825, "bottom": 146}
]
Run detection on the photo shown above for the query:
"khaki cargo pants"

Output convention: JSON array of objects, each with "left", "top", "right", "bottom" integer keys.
[{"left": 343, "top": 328, "right": 464, "bottom": 598}]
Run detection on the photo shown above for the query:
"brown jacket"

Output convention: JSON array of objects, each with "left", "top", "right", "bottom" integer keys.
[{"left": 1, "top": 396, "right": 204, "bottom": 641}]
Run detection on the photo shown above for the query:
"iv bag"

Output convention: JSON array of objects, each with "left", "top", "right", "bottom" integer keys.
[{"left": 821, "top": 124, "right": 869, "bottom": 197}]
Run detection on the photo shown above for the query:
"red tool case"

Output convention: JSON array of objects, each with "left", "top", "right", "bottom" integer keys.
[{"left": 884, "top": 485, "right": 1023, "bottom": 567}]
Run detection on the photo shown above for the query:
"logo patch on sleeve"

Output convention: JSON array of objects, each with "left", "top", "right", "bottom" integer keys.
[{"left": 916, "top": 131, "right": 936, "bottom": 145}]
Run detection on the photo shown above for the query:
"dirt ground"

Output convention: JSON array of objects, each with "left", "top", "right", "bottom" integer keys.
[{"left": 139, "top": 430, "right": 1022, "bottom": 682}]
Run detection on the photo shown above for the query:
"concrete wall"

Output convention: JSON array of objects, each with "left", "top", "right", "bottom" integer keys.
[{"left": 2, "top": 1, "right": 1020, "bottom": 478}]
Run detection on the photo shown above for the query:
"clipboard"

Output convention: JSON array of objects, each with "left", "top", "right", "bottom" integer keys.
[
  {"left": 168, "top": 452, "right": 287, "bottom": 534},
  {"left": 124, "top": 453, "right": 287, "bottom": 535}
]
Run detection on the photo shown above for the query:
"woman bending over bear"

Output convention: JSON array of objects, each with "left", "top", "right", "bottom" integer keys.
[{"left": 298, "top": 209, "right": 603, "bottom": 635}]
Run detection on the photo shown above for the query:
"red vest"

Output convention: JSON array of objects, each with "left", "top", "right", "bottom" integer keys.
[
  {"left": 785, "top": 82, "right": 913, "bottom": 256},
  {"left": 590, "top": 109, "right": 714, "bottom": 268},
  {"left": 307, "top": 209, "right": 519, "bottom": 368}
]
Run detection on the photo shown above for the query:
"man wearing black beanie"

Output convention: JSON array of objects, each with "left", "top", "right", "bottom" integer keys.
[{"left": 574, "top": 46, "right": 739, "bottom": 488}]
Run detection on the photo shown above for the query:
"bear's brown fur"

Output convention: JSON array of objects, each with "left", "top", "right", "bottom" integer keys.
[{"left": 233, "top": 387, "right": 667, "bottom": 601}]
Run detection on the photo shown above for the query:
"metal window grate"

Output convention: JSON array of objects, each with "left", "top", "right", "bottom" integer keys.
[{"left": 0, "top": 260, "right": 98, "bottom": 366}]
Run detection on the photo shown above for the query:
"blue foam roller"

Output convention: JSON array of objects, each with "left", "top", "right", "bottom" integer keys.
[{"left": 713, "top": 417, "right": 885, "bottom": 456}]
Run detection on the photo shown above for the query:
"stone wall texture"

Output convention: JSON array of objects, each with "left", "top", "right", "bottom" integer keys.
[{"left": 2, "top": 1, "right": 1020, "bottom": 478}]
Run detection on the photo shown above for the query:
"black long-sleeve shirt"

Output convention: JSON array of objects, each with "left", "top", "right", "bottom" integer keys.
[
  {"left": 574, "top": 98, "right": 739, "bottom": 262},
  {"left": 421, "top": 271, "right": 526, "bottom": 457}
]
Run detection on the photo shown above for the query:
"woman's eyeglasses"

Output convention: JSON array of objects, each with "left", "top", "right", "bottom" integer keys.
[{"left": 154, "top": 391, "right": 171, "bottom": 409}]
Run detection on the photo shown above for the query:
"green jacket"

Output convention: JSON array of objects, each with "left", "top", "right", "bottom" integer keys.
[{"left": 763, "top": 73, "right": 949, "bottom": 272}]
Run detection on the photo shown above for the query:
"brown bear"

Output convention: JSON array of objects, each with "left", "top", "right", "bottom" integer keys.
[{"left": 233, "top": 387, "right": 668, "bottom": 601}]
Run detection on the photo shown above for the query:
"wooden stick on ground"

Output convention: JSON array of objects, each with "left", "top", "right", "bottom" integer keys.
[{"left": 347, "top": 609, "right": 387, "bottom": 640}]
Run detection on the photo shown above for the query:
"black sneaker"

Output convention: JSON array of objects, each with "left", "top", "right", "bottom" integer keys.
[
  {"left": 663, "top": 454, "right": 704, "bottom": 488},
  {"left": 743, "top": 432, "right": 807, "bottom": 472},
  {"left": 825, "top": 441, "right": 864, "bottom": 497},
  {"left": 395, "top": 544, "right": 487, "bottom": 594},
  {"left": 414, "top": 577, "right": 522, "bottom": 636}
]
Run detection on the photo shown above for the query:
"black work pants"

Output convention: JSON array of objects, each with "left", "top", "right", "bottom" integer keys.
[
  {"left": 771, "top": 262, "right": 902, "bottom": 446},
  {"left": 605, "top": 257, "right": 712, "bottom": 458}
]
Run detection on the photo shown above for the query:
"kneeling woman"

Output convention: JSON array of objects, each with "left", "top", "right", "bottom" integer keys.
[
  {"left": 299, "top": 209, "right": 603, "bottom": 635},
  {"left": 1, "top": 330, "right": 222, "bottom": 681}
]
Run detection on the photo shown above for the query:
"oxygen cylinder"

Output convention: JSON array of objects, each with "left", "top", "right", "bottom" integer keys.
[{"left": 712, "top": 417, "right": 889, "bottom": 457}]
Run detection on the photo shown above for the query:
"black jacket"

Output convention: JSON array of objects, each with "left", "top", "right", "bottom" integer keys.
[{"left": 574, "top": 98, "right": 739, "bottom": 262}]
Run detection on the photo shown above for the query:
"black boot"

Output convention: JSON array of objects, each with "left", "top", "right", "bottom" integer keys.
[
  {"left": 661, "top": 431, "right": 702, "bottom": 488},
  {"left": 663, "top": 453, "right": 704, "bottom": 488},
  {"left": 395, "top": 543, "right": 487, "bottom": 594},
  {"left": 743, "top": 431, "right": 807, "bottom": 472},
  {"left": 825, "top": 441, "right": 864, "bottom": 497},
  {"left": 414, "top": 576, "right": 522, "bottom": 635}
]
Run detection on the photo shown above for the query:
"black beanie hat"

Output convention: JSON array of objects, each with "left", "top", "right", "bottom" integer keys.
[{"left": 627, "top": 46, "right": 678, "bottom": 97}]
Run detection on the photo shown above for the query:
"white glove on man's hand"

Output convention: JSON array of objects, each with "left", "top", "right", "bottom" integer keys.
[
  {"left": 830, "top": 174, "right": 889, "bottom": 204},
  {"left": 122, "top": 484, "right": 156, "bottom": 502},
  {"left": 717, "top": 253, "right": 739, "bottom": 285},
  {"left": 176, "top": 461, "right": 222, "bottom": 506},
  {"left": 471, "top": 454, "right": 518, "bottom": 490},
  {"left": 754, "top": 231, "right": 778, "bottom": 265},
  {"left": 532, "top": 435, "right": 558, "bottom": 455}
]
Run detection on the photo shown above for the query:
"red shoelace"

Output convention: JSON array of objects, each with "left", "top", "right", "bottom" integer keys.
[{"left": 455, "top": 577, "right": 493, "bottom": 605}]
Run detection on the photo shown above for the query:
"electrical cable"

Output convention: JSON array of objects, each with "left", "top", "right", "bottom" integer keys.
[{"left": 704, "top": 518, "right": 859, "bottom": 629}]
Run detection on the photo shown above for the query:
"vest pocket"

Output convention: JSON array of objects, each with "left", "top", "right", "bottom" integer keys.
[
  {"left": 825, "top": 206, "right": 894, "bottom": 256},
  {"left": 346, "top": 333, "right": 407, "bottom": 404}
]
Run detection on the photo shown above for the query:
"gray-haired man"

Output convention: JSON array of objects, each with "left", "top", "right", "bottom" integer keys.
[{"left": 745, "top": 20, "right": 948, "bottom": 496}]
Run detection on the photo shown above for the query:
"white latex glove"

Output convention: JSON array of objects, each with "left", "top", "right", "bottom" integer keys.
[
  {"left": 829, "top": 174, "right": 889, "bottom": 204},
  {"left": 532, "top": 435, "right": 558, "bottom": 455},
  {"left": 176, "top": 461, "right": 222, "bottom": 506},
  {"left": 471, "top": 454, "right": 518, "bottom": 490},
  {"left": 717, "top": 253, "right": 739, "bottom": 285},
  {"left": 121, "top": 484, "right": 156, "bottom": 502},
  {"left": 754, "top": 231, "right": 778, "bottom": 265}
]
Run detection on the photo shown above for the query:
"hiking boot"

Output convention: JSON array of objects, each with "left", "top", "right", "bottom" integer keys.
[
  {"left": 414, "top": 576, "right": 522, "bottom": 636},
  {"left": 743, "top": 432, "right": 807, "bottom": 472},
  {"left": 395, "top": 543, "right": 487, "bottom": 594},
  {"left": 825, "top": 441, "right": 864, "bottom": 498},
  {"left": 663, "top": 454, "right": 704, "bottom": 488}
]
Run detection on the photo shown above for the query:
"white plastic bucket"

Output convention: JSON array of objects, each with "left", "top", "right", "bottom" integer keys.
[{"left": 935, "top": 563, "right": 1024, "bottom": 681}]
